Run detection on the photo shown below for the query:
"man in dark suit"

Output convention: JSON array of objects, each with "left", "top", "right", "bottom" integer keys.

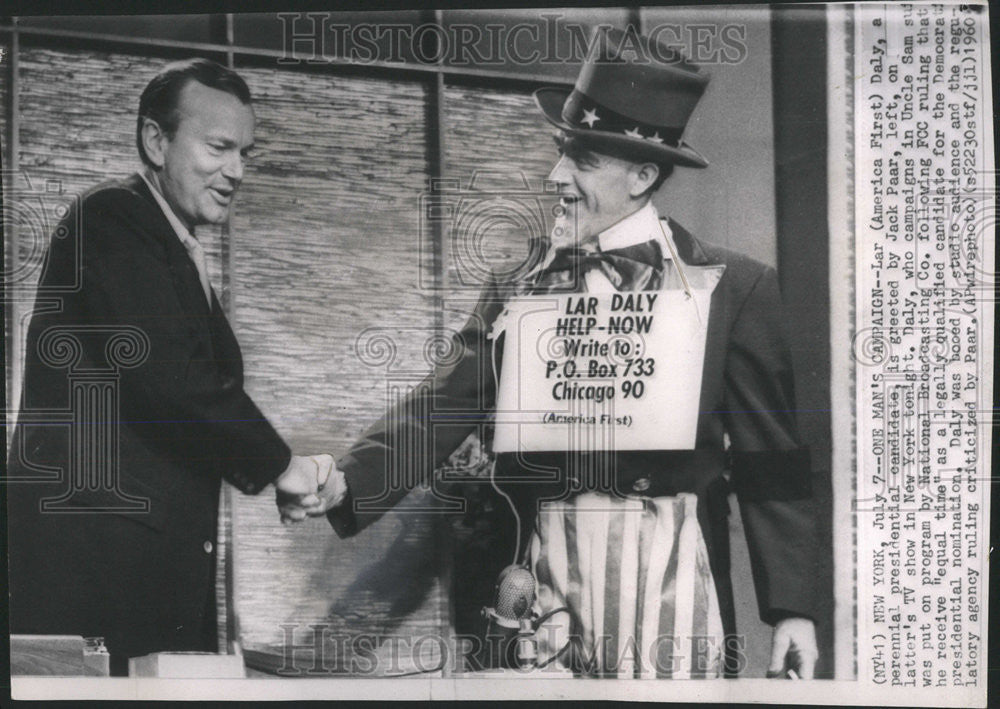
[
  {"left": 318, "top": 29, "right": 819, "bottom": 678},
  {"left": 6, "top": 59, "right": 341, "bottom": 675}
]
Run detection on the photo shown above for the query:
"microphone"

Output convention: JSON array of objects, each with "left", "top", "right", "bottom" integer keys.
[
  {"left": 483, "top": 564, "right": 536, "bottom": 628},
  {"left": 481, "top": 564, "right": 537, "bottom": 668}
]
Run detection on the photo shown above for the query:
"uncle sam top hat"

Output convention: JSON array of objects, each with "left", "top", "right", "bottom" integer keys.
[{"left": 534, "top": 26, "right": 710, "bottom": 168}]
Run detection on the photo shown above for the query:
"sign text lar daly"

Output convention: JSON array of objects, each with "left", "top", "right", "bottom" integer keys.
[{"left": 558, "top": 293, "right": 659, "bottom": 337}]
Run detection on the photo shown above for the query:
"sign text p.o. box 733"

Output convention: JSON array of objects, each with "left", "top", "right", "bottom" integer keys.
[{"left": 493, "top": 287, "right": 717, "bottom": 454}]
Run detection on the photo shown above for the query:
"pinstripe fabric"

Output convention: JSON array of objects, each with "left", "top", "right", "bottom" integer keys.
[{"left": 531, "top": 492, "right": 724, "bottom": 678}]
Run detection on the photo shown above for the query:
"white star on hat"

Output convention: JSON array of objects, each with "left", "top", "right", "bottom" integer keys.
[
  {"left": 624, "top": 127, "right": 643, "bottom": 139},
  {"left": 581, "top": 108, "right": 600, "bottom": 127},
  {"left": 646, "top": 131, "right": 664, "bottom": 144}
]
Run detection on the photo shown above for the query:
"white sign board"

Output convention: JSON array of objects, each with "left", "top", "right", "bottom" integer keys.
[{"left": 493, "top": 289, "right": 715, "bottom": 453}]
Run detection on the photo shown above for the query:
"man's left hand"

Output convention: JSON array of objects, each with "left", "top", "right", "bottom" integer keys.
[{"left": 768, "top": 616, "right": 817, "bottom": 679}]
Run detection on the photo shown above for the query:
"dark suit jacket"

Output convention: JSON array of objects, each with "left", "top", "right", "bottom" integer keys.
[
  {"left": 327, "top": 220, "right": 820, "bottom": 645},
  {"left": 7, "top": 174, "right": 290, "bottom": 672}
]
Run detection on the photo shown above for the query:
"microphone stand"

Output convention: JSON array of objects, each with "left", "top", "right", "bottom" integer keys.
[
  {"left": 481, "top": 607, "right": 522, "bottom": 669},
  {"left": 516, "top": 618, "right": 538, "bottom": 669}
]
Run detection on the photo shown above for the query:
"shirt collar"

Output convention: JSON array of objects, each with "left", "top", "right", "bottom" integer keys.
[
  {"left": 597, "top": 201, "right": 673, "bottom": 260},
  {"left": 139, "top": 170, "right": 197, "bottom": 246}
]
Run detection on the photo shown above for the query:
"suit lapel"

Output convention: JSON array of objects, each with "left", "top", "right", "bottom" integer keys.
[
  {"left": 665, "top": 219, "right": 731, "bottom": 447},
  {"left": 127, "top": 174, "right": 216, "bottom": 320},
  {"left": 666, "top": 218, "right": 713, "bottom": 266},
  {"left": 207, "top": 290, "right": 245, "bottom": 381},
  {"left": 126, "top": 173, "right": 235, "bottom": 377}
]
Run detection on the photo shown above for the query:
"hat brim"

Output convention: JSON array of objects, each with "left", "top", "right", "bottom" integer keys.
[{"left": 533, "top": 87, "right": 708, "bottom": 169}]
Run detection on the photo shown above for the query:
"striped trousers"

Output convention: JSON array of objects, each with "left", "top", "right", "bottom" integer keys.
[{"left": 530, "top": 492, "right": 724, "bottom": 678}]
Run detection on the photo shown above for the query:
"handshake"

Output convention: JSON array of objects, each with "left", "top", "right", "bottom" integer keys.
[{"left": 273, "top": 454, "right": 348, "bottom": 525}]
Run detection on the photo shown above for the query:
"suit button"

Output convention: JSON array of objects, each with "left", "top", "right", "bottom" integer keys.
[
  {"left": 203, "top": 541, "right": 214, "bottom": 554},
  {"left": 632, "top": 477, "right": 651, "bottom": 493}
]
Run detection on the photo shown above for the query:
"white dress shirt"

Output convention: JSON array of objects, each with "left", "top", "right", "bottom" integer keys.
[
  {"left": 585, "top": 201, "right": 673, "bottom": 293},
  {"left": 139, "top": 171, "right": 213, "bottom": 307}
]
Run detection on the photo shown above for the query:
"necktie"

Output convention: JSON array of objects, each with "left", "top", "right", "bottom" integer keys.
[
  {"left": 177, "top": 230, "right": 213, "bottom": 307},
  {"left": 528, "top": 240, "right": 664, "bottom": 294}
]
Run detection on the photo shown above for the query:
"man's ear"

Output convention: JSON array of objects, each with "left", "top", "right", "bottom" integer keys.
[
  {"left": 629, "top": 162, "right": 660, "bottom": 198},
  {"left": 140, "top": 117, "right": 168, "bottom": 168}
]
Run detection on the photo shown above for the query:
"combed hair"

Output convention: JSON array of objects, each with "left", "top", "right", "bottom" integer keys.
[
  {"left": 554, "top": 132, "right": 675, "bottom": 195},
  {"left": 136, "top": 58, "right": 252, "bottom": 167}
]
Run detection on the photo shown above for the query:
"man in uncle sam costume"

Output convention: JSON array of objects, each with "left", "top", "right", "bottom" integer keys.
[{"left": 324, "top": 27, "right": 820, "bottom": 679}]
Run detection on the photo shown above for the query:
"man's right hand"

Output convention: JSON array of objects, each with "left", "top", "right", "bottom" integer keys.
[
  {"left": 274, "top": 454, "right": 347, "bottom": 524},
  {"left": 275, "top": 454, "right": 325, "bottom": 523}
]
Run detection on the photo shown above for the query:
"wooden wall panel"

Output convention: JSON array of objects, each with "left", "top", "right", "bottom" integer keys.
[
  {"left": 0, "top": 41, "right": 7, "bottom": 138},
  {"left": 2, "top": 39, "right": 11, "bottom": 416},
  {"left": 441, "top": 83, "right": 556, "bottom": 327},
  {"left": 228, "top": 66, "right": 448, "bottom": 673}
]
